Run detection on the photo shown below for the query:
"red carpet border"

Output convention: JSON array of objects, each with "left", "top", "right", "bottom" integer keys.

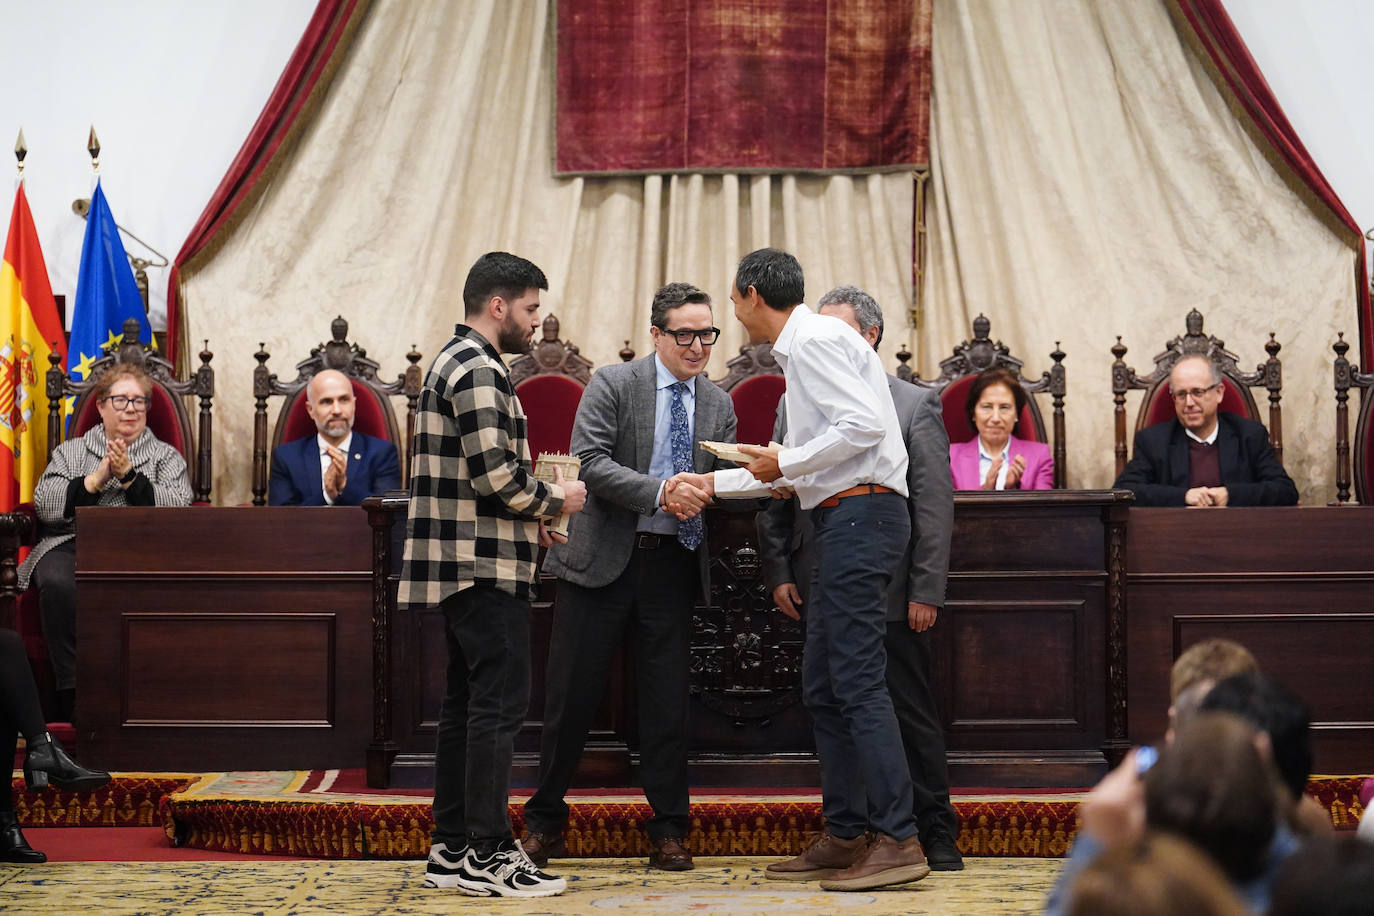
[{"left": 12, "top": 774, "right": 1367, "bottom": 859}]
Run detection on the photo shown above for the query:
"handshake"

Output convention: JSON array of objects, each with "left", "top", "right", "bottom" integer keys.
[{"left": 661, "top": 472, "right": 715, "bottom": 520}]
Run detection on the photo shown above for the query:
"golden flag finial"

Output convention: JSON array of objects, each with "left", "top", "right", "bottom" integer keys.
[
  {"left": 14, "top": 128, "right": 26, "bottom": 177},
  {"left": 87, "top": 125, "right": 100, "bottom": 173}
]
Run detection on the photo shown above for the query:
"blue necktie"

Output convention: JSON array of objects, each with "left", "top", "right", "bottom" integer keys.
[{"left": 670, "top": 382, "right": 703, "bottom": 550}]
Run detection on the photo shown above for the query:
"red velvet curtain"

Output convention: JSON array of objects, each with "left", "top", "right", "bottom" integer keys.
[
  {"left": 166, "top": 0, "right": 370, "bottom": 370},
  {"left": 1173, "top": 0, "right": 1372, "bottom": 365},
  {"left": 556, "top": 0, "right": 931, "bottom": 175}
]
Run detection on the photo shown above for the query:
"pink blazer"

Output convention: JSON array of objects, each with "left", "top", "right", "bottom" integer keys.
[{"left": 949, "top": 435, "right": 1054, "bottom": 491}]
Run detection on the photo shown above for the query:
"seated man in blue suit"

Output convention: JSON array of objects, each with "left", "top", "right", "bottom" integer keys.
[
  {"left": 1113, "top": 354, "right": 1297, "bottom": 507},
  {"left": 268, "top": 369, "right": 401, "bottom": 506}
]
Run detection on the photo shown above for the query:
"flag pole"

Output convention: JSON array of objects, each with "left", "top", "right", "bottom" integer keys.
[
  {"left": 14, "top": 128, "right": 25, "bottom": 178},
  {"left": 87, "top": 125, "right": 99, "bottom": 175}
]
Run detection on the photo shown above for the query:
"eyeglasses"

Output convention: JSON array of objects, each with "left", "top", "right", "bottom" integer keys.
[
  {"left": 660, "top": 327, "right": 720, "bottom": 346},
  {"left": 1169, "top": 383, "right": 1221, "bottom": 403},
  {"left": 102, "top": 394, "right": 152, "bottom": 412}
]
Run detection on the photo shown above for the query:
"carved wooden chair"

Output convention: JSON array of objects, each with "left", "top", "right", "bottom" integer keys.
[
  {"left": 0, "top": 316, "right": 216, "bottom": 717},
  {"left": 1331, "top": 332, "right": 1374, "bottom": 503},
  {"left": 508, "top": 315, "right": 596, "bottom": 460},
  {"left": 896, "top": 314, "right": 1067, "bottom": 488},
  {"left": 1110, "top": 309, "right": 1282, "bottom": 477},
  {"left": 251, "top": 316, "right": 421, "bottom": 506},
  {"left": 714, "top": 342, "right": 786, "bottom": 446}
]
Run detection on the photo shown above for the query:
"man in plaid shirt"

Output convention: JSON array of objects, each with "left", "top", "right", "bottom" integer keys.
[{"left": 402, "top": 252, "right": 586, "bottom": 899}]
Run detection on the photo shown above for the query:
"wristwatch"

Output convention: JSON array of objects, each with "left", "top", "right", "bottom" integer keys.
[{"left": 119, "top": 467, "right": 138, "bottom": 485}]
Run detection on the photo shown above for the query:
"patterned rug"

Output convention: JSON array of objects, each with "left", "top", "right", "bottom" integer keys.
[{"left": 0, "top": 856, "right": 1061, "bottom": 915}]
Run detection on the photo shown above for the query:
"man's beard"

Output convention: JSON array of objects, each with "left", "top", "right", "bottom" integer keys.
[{"left": 498, "top": 314, "right": 532, "bottom": 354}]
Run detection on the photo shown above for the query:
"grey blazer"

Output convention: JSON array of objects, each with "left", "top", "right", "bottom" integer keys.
[
  {"left": 757, "top": 376, "right": 953, "bottom": 621},
  {"left": 543, "top": 354, "right": 740, "bottom": 590}
]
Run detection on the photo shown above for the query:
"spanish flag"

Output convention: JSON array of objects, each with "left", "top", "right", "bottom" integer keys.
[{"left": 0, "top": 184, "right": 66, "bottom": 512}]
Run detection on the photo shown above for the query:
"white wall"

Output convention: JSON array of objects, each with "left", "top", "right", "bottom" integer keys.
[
  {"left": 1224, "top": 0, "right": 1374, "bottom": 263},
  {"left": 0, "top": 0, "right": 318, "bottom": 327}
]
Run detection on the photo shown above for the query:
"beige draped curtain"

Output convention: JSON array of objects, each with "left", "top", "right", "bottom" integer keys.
[
  {"left": 923, "top": 0, "right": 1355, "bottom": 503},
  {"left": 183, "top": 0, "right": 913, "bottom": 506}
]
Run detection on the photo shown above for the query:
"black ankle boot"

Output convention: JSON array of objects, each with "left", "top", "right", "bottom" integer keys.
[
  {"left": 24, "top": 732, "right": 111, "bottom": 792},
  {"left": 0, "top": 810, "right": 46, "bottom": 863}
]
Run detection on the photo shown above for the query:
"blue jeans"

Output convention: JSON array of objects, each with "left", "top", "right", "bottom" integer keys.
[
  {"left": 804, "top": 492, "right": 916, "bottom": 840},
  {"left": 431, "top": 585, "right": 531, "bottom": 850}
]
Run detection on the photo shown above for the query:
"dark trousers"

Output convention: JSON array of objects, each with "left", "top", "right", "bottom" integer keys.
[
  {"left": 805, "top": 492, "right": 916, "bottom": 841},
  {"left": 524, "top": 541, "right": 696, "bottom": 841},
  {"left": 431, "top": 585, "right": 531, "bottom": 849},
  {"left": 1, "top": 628, "right": 48, "bottom": 813},
  {"left": 31, "top": 541, "right": 77, "bottom": 692},
  {"left": 885, "top": 621, "right": 958, "bottom": 840}
]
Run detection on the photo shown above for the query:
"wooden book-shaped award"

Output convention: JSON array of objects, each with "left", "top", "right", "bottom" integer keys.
[{"left": 534, "top": 452, "right": 582, "bottom": 537}]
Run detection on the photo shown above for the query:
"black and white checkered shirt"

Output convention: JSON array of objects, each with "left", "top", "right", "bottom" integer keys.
[{"left": 398, "top": 325, "right": 565, "bottom": 607}]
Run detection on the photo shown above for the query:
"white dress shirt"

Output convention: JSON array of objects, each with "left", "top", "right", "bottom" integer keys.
[
  {"left": 318, "top": 431, "right": 352, "bottom": 505},
  {"left": 1184, "top": 424, "right": 1219, "bottom": 445},
  {"left": 715, "top": 305, "right": 909, "bottom": 510},
  {"left": 977, "top": 439, "right": 1010, "bottom": 490}
]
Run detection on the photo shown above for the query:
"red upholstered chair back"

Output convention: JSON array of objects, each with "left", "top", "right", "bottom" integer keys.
[
  {"left": 938, "top": 375, "right": 1043, "bottom": 445},
  {"left": 71, "top": 383, "right": 189, "bottom": 454},
  {"left": 516, "top": 375, "right": 586, "bottom": 460},
  {"left": 729, "top": 374, "right": 787, "bottom": 446},
  {"left": 275, "top": 379, "right": 395, "bottom": 446}
]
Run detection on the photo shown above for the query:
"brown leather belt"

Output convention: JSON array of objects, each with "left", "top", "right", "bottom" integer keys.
[{"left": 817, "top": 483, "right": 896, "bottom": 508}]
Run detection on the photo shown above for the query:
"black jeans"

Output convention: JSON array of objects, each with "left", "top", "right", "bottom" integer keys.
[
  {"left": 524, "top": 541, "right": 696, "bottom": 841},
  {"left": 431, "top": 585, "right": 531, "bottom": 849},
  {"left": 32, "top": 541, "right": 77, "bottom": 692}
]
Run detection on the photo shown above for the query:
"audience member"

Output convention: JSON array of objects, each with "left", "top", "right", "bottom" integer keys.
[
  {"left": 1198, "top": 672, "right": 1330, "bottom": 837},
  {"left": 1045, "top": 711, "right": 1298, "bottom": 915},
  {"left": 15, "top": 364, "right": 192, "bottom": 721},
  {"left": 268, "top": 368, "right": 401, "bottom": 506},
  {"left": 1066, "top": 832, "right": 1247, "bottom": 916},
  {"left": 1267, "top": 834, "right": 1374, "bottom": 916},
  {"left": 948, "top": 367, "right": 1054, "bottom": 490},
  {"left": 1113, "top": 354, "right": 1296, "bottom": 506},
  {"left": 1167, "top": 638, "right": 1259, "bottom": 741}
]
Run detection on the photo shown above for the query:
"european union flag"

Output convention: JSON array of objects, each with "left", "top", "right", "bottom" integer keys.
[{"left": 68, "top": 179, "right": 150, "bottom": 384}]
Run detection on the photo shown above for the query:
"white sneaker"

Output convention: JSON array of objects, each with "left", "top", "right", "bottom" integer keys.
[
  {"left": 421, "top": 841, "right": 469, "bottom": 888},
  {"left": 455, "top": 839, "right": 568, "bottom": 898}
]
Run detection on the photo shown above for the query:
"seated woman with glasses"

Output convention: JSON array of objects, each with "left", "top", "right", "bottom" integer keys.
[
  {"left": 948, "top": 367, "right": 1054, "bottom": 490},
  {"left": 15, "top": 364, "right": 192, "bottom": 721}
]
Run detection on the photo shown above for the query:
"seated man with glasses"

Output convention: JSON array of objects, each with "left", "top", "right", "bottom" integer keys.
[
  {"left": 16, "top": 364, "right": 192, "bottom": 721},
  {"left": 1113, "top": 354, "right": 1297, "bottom": 507}
]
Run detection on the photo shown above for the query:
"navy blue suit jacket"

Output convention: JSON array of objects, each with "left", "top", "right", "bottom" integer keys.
[
  {"left": 1112, "top": 413, "right": 1297, "bottom": 507},
  {"left": 268, "top": 430, "right": 401, "bottom": 506}
]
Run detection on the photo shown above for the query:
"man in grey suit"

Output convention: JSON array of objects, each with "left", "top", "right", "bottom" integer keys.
[
  {"left": 757, "top": 286, "right": 963, "bottom": 874},
  {"left": 522, "top": 282, "right": 739, "bottom": 872}
]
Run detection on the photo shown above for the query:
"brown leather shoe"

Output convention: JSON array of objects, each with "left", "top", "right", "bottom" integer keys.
[
  {"left": 519, "top": 830, "right": 565, "bottom": 868},
  {"left": 764, "top": 830, "right": 870, "bottom": 881},
  {"left": 648, "top": 836, "right": 694, "bottom": 871},
  {"left": 819, "top": 833, "right": 930, "bottom": 891}
]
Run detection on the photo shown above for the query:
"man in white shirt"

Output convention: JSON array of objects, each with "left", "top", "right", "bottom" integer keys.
[
  {"left": 674, "top": 249, "right": 930, "bottom": 892},
  {"left": 268, "top": 369, "right": 401, "bottom": 506}
]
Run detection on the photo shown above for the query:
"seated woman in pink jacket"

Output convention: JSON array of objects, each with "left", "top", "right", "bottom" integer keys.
[{"left": 949, "top": 367, "right": 1055, "bottom": 490}]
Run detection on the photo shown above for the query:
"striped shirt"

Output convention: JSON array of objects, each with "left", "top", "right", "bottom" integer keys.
[{"left": 398, "top": 324, "right": 565, "bottom": 606}]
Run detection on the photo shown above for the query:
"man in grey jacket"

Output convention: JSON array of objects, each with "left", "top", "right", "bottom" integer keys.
[
  {"left": 522, "top": 282, "right": 740, "bottom": 872},
  {"left": 756, "top": 286, "right": 962, "bottom": 873}
]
